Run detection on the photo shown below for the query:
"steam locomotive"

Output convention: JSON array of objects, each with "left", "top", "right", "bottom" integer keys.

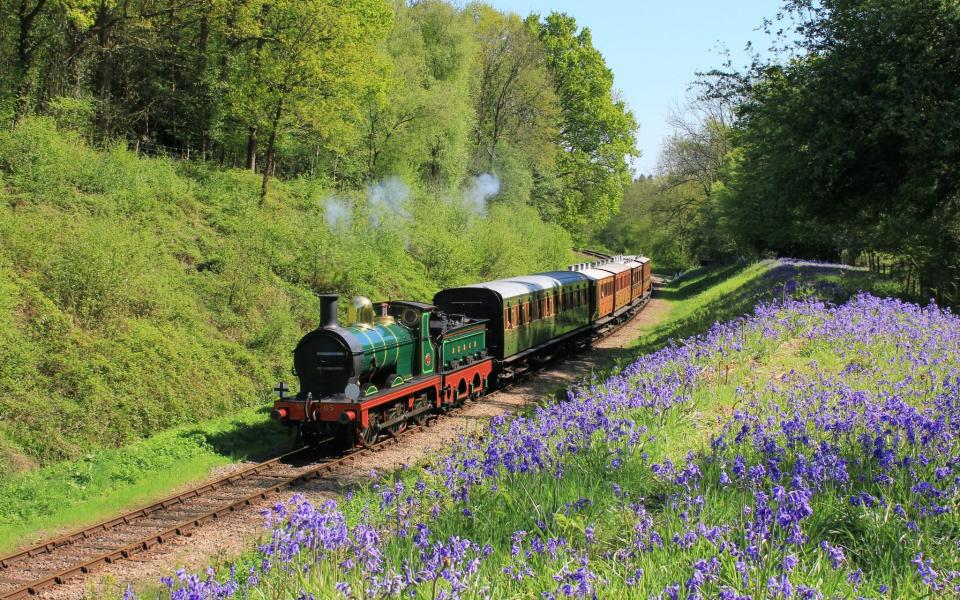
[{"left": 272, "top": 255, "right": 651, "bottom": 447}]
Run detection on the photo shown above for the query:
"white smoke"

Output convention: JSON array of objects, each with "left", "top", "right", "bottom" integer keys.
[
  {"left": 463, "top": 173, "right": 500, "bottom": 216},
  {"left": 324, "top": 196, "right": 352, "bottom": 230},
  {"left": 368, "top": 176, "right": 411, "bottom": 227}
]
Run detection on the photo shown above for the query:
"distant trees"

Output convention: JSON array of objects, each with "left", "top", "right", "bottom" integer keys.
[
  {"left": 599, "top": 0, "right": 960, "bottom": 300},
  {"left": 222, "top": 0, "right": 391, "bottom": 201},
  {"left": 0, "top": 0, "right": 638, "bottom": 236},
  {"left": 717, "top": 0, "right": 960, "bottom": 299},
  {"left": 470, "top": 6, "right": 556, "bottom": 172}
]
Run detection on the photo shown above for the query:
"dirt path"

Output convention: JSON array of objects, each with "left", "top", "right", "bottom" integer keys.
[{"left": 41, "top": 295, "right": 670, "bottom": 600}]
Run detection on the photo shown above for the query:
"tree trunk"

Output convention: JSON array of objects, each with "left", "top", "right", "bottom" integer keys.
[
  {"left": 13, "top": 0, "right": 48, "bottom": 122},
  {"left": 246, "top": 127, "right": 258, "bottom": 172},
  {"left": 93, "top": 5, "right": 117, "bottom": 139},
  {"left": 13, "top": 69, "right": 31, "bottom": 122},
  {"left": 260, "top": 101, "right": 283, "bottom": 204},
  {"left": 197, "top": 13, "right": 211, "bottom": 160}
]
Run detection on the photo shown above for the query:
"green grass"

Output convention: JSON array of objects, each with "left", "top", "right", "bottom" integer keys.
[{"left": 0, "top": 406, "right": 291, "bottom": 555}]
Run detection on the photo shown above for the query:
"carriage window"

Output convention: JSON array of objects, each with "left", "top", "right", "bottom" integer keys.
[
  {"left": 523, "top": 302, "right": 530, "bottom": 322},
  {"left": 513, "top": 305, "right": 520, "bottom": 326},
  {"left": 504, "top": 306, "right": 512, "bottom": 329}
]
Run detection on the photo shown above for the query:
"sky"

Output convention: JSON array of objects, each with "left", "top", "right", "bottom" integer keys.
[{"left": 483, "top": 0, "right": 785, "bottom": 175}]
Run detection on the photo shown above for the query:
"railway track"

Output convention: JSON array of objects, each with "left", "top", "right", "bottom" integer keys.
[
  {"left": 0, "top": 266, "right": 650, "bottom": 599},
  {"left": 573, "top": 247, "right": 612, "bottom": 261},
  {"left": 0, "top": 428, "right": 430, "bottom": 599}
]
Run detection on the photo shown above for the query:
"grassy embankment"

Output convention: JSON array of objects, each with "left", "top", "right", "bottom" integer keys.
[
  {"left": 0, "top": 118, "right": 573, "bottom": 553},
  {"left": 159, "top": 262, "right": 949, "bottom": 599}
]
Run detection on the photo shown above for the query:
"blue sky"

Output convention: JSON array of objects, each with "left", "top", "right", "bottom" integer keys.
[{"left": 484, "top": 0, "right": 785, "bottom": 175}]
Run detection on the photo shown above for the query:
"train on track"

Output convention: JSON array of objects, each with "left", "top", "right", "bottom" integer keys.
[{"left": 272, "top": 254, "right": 652, "bottom": 448}]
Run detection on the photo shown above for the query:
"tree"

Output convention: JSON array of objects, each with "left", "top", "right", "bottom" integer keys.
[
  {"left": 532, "top": 12, "right": 638, "bottom": 238},
  {"left": 659, "top": 92, "right": 734, "bottom": 200},
  {"left": 356, "top": 0, "right": 474, "bottom": 186},
  {"left": 469, "top": 4, "right": 556, "bottom": 173},
  {"left": 7, "top": 0, "right": 49, "bottom": 120},
  {"left": 719, "top": 0, "right": 960, "bottom": 298},
  {"left": 223, "top": 0, "right": 392, "bottom": 202}
]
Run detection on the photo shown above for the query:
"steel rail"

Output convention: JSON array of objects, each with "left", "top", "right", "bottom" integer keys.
[
  {"left": 573, "top": 247, "right": 612, "bottom": 261},
  {"left": 0, "top": 255, "right": 651, "bottom": 598},
  {"left": 0, "top": 431, "right": 424, "bottom": 599},
  {"left": 0, "top": 446, "right": 311, "bottom": 571}
]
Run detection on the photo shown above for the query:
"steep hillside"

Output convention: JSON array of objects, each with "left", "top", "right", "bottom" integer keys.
[{"left": 0, "top": 119, "right": 573, "bottom": 468}]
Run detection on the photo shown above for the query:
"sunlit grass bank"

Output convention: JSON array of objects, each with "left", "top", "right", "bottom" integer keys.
[
  {"left": 141, "top": 265, "right": 955, "bottom": 599},
  {"left": 632, "top": 259, "right": 903, "bottom": 354}
]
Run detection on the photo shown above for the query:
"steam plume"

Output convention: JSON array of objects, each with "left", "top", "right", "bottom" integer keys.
[{"left": 464, "top": 173, "right": 500, "bottom": 216}]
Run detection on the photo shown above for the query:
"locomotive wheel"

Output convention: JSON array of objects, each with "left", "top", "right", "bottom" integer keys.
[
  {"left": 410, "top": 396, "right": 431, "bottom": 426},
  {"left": 387, "top": 405, "right": 408, "bottom": 436},
  {"left": 357, "top": 421, "right": 379, "bottom": 447}
]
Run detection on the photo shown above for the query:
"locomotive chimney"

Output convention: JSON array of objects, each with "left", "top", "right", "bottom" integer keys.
[{"left": 318, "top": 294, "right": 339, "bottom": 329}]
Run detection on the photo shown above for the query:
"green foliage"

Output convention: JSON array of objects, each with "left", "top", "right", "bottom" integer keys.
[
  {"left": 0, "top": 0, "right": 638, "bottom": 238},
  {"left": 596, "top": 177, "right": 723, "bottom": 272},
  {"left": 469, "top": 4, "right": 558, "bottom": 184},
  {"left": 714, "top": 0, "right": 960, "bottom": 300},
  {"left": 533, "top": 12, "right": 639, "bottom": 238},
  {"left": 0, "top": 119, "right": 573, "bottom": 469}
]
